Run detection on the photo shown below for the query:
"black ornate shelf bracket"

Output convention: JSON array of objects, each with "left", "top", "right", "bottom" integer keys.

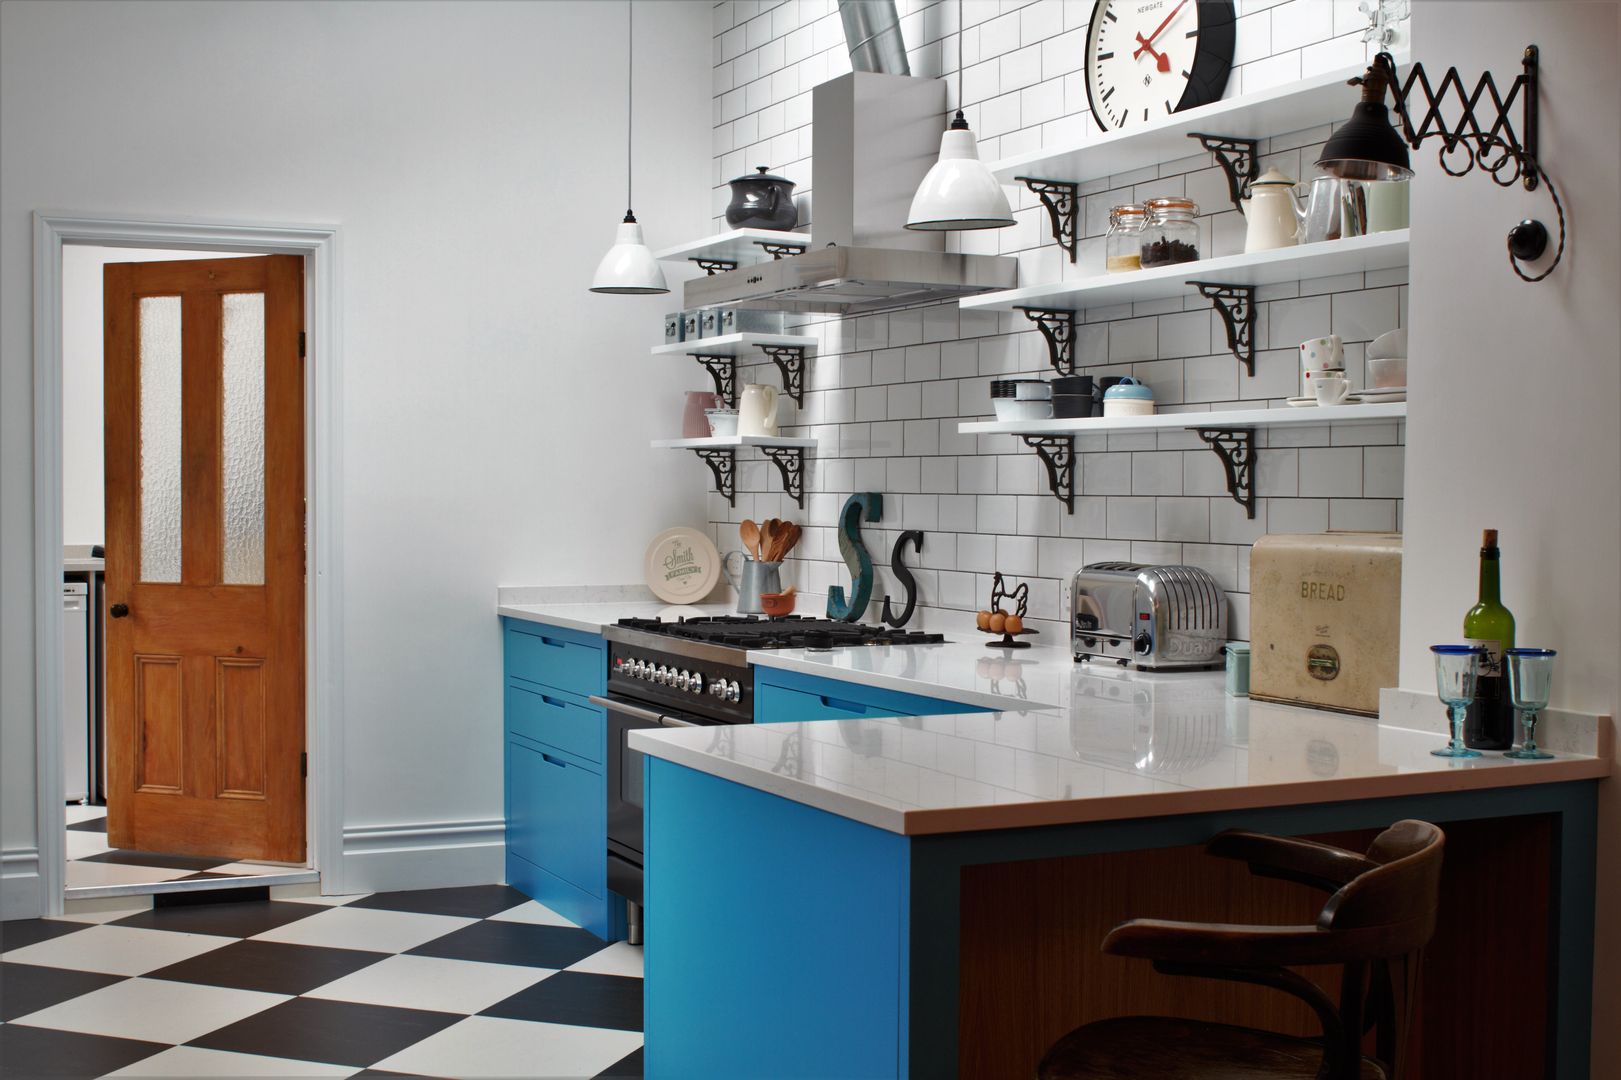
[
  {"left": 754, "top": 240, "right": 809, "bottom": 260},
  {"left": 1195, "top": 427, "right": 1256, "bottom": 519},
  {"left": 1015, "top": 306, "right": 1077, "bottom": 375},
  {"left": 1020, "top": 435, "right": 1075, "bottom": 514},
  {"left": 690, "top": 354, "right": 737, "bottom": 407},
  {"left": 760, "top": 445, "right": 807, "bottom": 509},
  {"left": 691, "top": 257, "right": 738, "bottom": 276},
  {"left": 1187, "top": 281, "right": 1256, "bottom": 376},
  {"left": 1015, "top": 176, "right": 1079, "bottom": 263},
  {"left": 1188, "top": 133, "right": 1259, "bottom": 213},
  {"left": 692, "top": 447, "right": 736, "bottom": 507},
  {"left": 759, "top": 344, "right": 806, "bottom": 406}
]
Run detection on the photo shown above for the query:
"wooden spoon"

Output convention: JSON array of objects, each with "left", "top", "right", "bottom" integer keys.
[
  {"left": 741, "top": 519, "right": 761, "bottom": 560},
  {"left": 760, "top": 519, "right": 780, "bottom": 562},
  {"left": 780, "top": 521, "right": 802, "bottom": 559}
]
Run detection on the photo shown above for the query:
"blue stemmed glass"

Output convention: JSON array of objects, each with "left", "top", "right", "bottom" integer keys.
[
  {"left": 1431, "top": 645, "right": 1485, "bottom": 759},
  {"left": 1504, "top": 648, "right": 1558, "bottom": 759}
]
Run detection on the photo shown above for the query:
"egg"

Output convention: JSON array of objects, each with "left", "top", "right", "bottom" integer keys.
[
  {"left": 976, "top": 609, "right": 992, "bottom": 631},
  {"left": 989, "top": 611, "right": 1007, "bottom": 634},
  {"left": 1005, "top": 614, "right": 1024, "bottom": 634}
]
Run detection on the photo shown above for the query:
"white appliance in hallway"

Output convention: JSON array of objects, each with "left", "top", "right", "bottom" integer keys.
[{"left": 62, "top": 580, "right": 91, "bottom": 803}]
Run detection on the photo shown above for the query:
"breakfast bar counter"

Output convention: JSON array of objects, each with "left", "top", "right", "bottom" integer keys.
[{"left": 633, "top": 673, "right": 1610, "bottom": 1079}]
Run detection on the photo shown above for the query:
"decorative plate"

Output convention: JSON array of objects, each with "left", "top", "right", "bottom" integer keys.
[
  {"left": 644, "top": 527, "right": 721, "bottom": 604},
  {"left": 1352, "top": 389, "right": 1408, "bottom": 402},
  {"left": 1286, "top": 396, "right": 1318, "bottom": 408}
]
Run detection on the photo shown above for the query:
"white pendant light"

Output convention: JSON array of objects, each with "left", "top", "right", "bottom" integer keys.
[
  {"left": 591, "top": 1, "right": 668, "bottom": 295},
  {"left": 906, "top": 0, "right": 1013, "bottom": 232}
]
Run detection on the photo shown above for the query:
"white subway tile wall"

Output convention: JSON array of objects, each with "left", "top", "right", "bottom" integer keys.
[{"left": 700, "top": 0, "right": 1409, "bottom": 640}]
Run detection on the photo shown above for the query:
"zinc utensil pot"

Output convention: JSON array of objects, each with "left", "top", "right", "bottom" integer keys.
[{"left": 721, "top": 551, "right": 783, "bottom": 614}]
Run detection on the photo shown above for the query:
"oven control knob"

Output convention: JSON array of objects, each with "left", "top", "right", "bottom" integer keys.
[
  {"left": 677, "top": 670, "right": 691, "bottom": 691},
  {"left": 634, "top": 660, "right": 648, "bottom": 679},
  {"left": 650, "top": 665, "right": 663, "bottom": 684},
  {"left": 709, "top": 680, "right": 725, "bottom": 698},
  {"left": 660, "top": 666, "right": 674, "bottom": 686},
  {"left": 725, "top": 679, "right": 741, "bottom": 703},
  {"left": 690, "top": 672, "right": 703, "bottom": 695}
]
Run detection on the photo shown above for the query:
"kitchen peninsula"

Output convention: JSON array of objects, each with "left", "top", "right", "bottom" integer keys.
[{"left": 633, "top": 667, "right": 1609, "bottom": 1080}]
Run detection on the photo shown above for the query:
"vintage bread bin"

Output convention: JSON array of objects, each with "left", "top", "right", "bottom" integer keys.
[{"left": 1248, "top": 532, "right": 1402, "bottom": 716}]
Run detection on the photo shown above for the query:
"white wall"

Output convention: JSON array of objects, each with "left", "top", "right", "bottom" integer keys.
[
  {"left": 1399, "top": 2, "right": 1621, "bottom": 1072},
  {"left": 61, "top": 246, "right": 249, "bottom": 546},
  {"left": 1, "top": 0, "right": 715, "bottom": 909}
]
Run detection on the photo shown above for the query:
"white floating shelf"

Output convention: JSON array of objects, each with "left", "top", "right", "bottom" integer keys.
[
  {"left": 959, "top": 402, "right": 1406, "bottom": 437},
  {"left": 654, "top": 229, "right": 813, "bottom": 267},
  {"left": 989, "top": 58, "right": 1407, "bottom": 186},
  {"left": 650, "top": 333, "right": 818, "bottom": 358},
  {"left": 960, "top": 231, "right": 1409, "bottom": 314},
  {"left": 651, "top": 435, "right": 819, "bottom": 450}
]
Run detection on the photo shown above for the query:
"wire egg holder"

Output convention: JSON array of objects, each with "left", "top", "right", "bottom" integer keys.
[{"left": 984, "top": 572, "right": 1040, "bottom": 650}]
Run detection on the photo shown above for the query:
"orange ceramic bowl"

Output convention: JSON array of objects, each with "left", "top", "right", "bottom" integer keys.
[{"left": 759, "top": 592, "right": 795, "bottom": 617}]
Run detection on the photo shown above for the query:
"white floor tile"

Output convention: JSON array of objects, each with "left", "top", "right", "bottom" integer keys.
[
  {"left": 373, "top": 1015, "right": 642, "bottom": 1079},
  {"left": 305, "top": 953, "right": 554, "bottom": 1014},
  {"left": 487, "top": 900, "right": 575, "bottom": 927},
  {"left": 3, "top": 924, "right": 232, "bottom": 976},
  {"left": 65, "top": 830, "right": 115, "bottom": 860},
  {"left": 54, "top": 896, "right": 152, "bottom": 923},
  {"left": 272, "top": 889, "right": 367, "bottom": 906},
  {"left": 65, "top": 805, "right": 107, "bottom": 825},
  {"left": 250, "top": 906, "right": 476, "bottom": 953},
  {"left": 205, "top": 861, "right": 307, "bottom": 876},
  {"left": 105, "top": 1046, "right": 359, "bottom": 1078},
  {"left": 64, "top": 861, "right": 193, "bottom": 889},
  {"left": 11, "top": 976, "right": 286, "bottom": 1044},
  {"left": 565, "top": 942, "right": 644, "bottom": 979}
]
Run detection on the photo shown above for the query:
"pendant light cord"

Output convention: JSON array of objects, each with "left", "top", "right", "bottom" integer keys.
[
  {"left": 625, "top": 0, "right": 635, "bottom": 221},
  {"left": 951, "top": 0, "right": 967, "bottom": 128}
]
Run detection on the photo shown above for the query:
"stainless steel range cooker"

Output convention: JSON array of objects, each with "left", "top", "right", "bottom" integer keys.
[{"left": 590, "top": 615, "right": 944, "bottom": 941}]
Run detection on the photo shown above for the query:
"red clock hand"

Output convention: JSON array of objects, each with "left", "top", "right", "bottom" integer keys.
[
  {"left": 1138, "top": 0, "right": 1190, "bottom": 51},
  {"left": 1134, "top": 32, "right": 1172, "bottom": 73}
]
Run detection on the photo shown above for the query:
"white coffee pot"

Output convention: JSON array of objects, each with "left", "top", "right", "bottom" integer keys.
[
  {"left": 1242, "top": 167, "right": 1305, "bottom": 253},
  {"left": 737, "top": 383, "right": 780, "bottom": 437}
]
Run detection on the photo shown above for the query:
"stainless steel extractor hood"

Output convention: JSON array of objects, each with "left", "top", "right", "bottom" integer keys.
[{"left": 684, "top": 72, "right": 1017, "bottom": 316}]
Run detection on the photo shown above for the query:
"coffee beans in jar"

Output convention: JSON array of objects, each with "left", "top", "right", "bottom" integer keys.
[
  {"left": 1141, "top": 197, "right": 1200, "bottom": 267},
  {"left": 1106, "top": 204, "right": 1147, "bottom": 273}
]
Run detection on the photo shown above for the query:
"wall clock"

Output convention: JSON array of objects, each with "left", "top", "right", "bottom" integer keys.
[{"left": 1085, "top": 0, "right": 1236, "bottom": 132}]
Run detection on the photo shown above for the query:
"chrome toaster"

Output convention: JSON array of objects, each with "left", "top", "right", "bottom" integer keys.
[{"left": 1071, "top": 562, "right": 1229, "bottom": 669}]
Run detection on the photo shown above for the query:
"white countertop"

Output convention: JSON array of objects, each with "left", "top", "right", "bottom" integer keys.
[
  {"left": 631, "top": 668, "right": 1612, "bottom": 836},
  {"left": 499, "top": 599, "right": 741, "bottom": 634},
  {"left": 64, "top": 557, "right": 104, "bottom": 573}
]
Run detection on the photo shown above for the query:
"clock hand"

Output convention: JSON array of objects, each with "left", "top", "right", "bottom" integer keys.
[
  {"left": 1136, "top": 0, "right": 1191, "bottom": 53},
  {"left": 1134, "top": 32, "right": 1172, "bottom": 73}
]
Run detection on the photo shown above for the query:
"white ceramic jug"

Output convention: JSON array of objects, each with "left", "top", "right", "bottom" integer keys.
[
  {"left": 737, "top": 383, "right": 779, "bottom": 437},
  {"left": 1242, "top": 167, "right": 1305, "bottom": 253}
]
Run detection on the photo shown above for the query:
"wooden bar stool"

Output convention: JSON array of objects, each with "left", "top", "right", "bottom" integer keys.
[{"left": 1037, "top": 820, "right": 1445, "bottom": 1080}]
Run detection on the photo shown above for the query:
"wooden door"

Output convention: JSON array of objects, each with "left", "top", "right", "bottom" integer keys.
[{"left": 103, "top": 255, "right": 305, "bottom": 863}]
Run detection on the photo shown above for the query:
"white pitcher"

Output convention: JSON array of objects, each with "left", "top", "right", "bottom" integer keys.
[
  {"left": 737, "top": 383, "right": 779, "bottom": 437},
  {"left": 1241, "top": 167, "right": 1305, "bottom": 253}
]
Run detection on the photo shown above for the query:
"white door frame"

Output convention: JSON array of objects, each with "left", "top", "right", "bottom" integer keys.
[{"left": 32, "top": 211, "right": 344, "bottom": 915}]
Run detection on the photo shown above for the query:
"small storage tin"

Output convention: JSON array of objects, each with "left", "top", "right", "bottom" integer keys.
[{"left": 1225, "top": 642, "right": 1251, "bottom": 697}]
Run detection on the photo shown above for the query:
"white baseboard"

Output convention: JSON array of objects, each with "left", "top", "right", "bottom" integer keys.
[
  {"left": 1, "top": 848, "right": 44, "bottom": 920},
  {"left": 339, "top": 819, "right": 505, "bottom": 895}
]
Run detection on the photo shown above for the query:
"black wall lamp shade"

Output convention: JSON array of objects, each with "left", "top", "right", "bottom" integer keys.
[{"left": 1315, "top": 63, "right": 1413, "bottom": 182}]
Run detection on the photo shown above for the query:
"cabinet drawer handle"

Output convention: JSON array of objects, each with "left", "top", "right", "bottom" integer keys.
[
  {"left": 539, "top": 695, "right": 567, "bottom": 710},
  {"left": 538, "top": 637, "right": 565, "bottom": 649},
  {"left": 539, "top": 752, "right": 568, "bottom": 769},
  {"left": 819, "top": 695, "right": 870, "bottom": 714}
]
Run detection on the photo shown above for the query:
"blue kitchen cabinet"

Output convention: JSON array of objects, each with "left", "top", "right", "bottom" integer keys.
[
  {"left": 502, "top": 618, "right": 623, "bottom": 941},
  {"left": 753, "top": 666, "right": 991, "bottom": 723}
]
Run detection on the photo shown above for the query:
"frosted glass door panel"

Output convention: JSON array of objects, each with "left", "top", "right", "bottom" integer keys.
[
  {"left": 138, "top": 296, "right": 182, "bottom": 583},
  {"left": 222, "top": 292, "right": 266, "bottom": 585}
]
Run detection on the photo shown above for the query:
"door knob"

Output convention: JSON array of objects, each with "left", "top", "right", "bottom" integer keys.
[{"left": 109, "top": 603, "right": 129, "bottom": 618}]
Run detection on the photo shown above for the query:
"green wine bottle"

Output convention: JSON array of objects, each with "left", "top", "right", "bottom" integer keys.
[{"left": 1463, "top": 528, "right": 1516, "bottom": 749}]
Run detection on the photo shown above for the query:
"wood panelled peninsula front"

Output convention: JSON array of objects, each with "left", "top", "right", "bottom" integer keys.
[{"left": 103, "top": 254, "right": 305, "bottom": 862}]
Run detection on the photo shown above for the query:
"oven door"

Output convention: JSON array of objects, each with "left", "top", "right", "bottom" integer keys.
[{"left": 592, "top": 694, "right": 721, "bottom": 906}]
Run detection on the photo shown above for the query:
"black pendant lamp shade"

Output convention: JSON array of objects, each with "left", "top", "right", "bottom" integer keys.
[{"left": 1316, "top": 62, "right": 1414, "bottom": 183}]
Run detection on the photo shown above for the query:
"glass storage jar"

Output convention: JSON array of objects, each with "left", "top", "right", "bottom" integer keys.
[
  {"left": 1105, "top": 204, "right": 1147, "bottom": 273},
  {"left": 1141, "top": 197, "right": 1200, "bottom": 267}
]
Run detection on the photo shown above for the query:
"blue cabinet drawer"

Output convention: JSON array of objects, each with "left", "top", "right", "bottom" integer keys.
[
  {"left": 505, "top": 623, "right": 603, "bottom": 698},
  {"left": 507, "top": 740, "right": 602, "bottom": 897},
  {"left": 506, "top": 683, "right": 601, "bottom": 764},
  {"left": 756, "top": 683, "right": 903, "bottom": 723}
]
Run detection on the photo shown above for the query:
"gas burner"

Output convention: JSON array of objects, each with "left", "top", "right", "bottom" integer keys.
[{"left": 613, "top": 616, "right": 945, "bottom": 650}]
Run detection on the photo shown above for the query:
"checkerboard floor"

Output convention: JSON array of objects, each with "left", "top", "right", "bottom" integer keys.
[
  {"left": 64, "top": 806, "right": 302, "bottom": 890},
  {"left": 1, "top": 884, "right": 644, "bottom": 1078}
]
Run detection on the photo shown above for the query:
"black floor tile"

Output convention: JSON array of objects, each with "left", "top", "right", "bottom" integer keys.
[
  {"left": 483, "top": 971, "right": 643, "bottom": 1032},
  {"left": 0, "top": 962, "right": 128, "bottom": 1022},
  {"left": 65, "top": 817, "right": 107, "bottom": 833},
  {"left": 0, "top": 1022, "right": 166, "bottom": 1077},
  {"left": 110, "top": 898, "right": 319, "bottom": 938},
  {"left": 145, "top": 938, "right": 386, "bottom": 995},
  {"left": 597, "top": 1045, "right": 644, "bottom": 1077},
  {"left": 406, "top": 920, "right": 607, "bottom": 970},
  {"left": 0, "top": 919, "right": 93, "bottom": 953},
  {"left": 156, "top": 884, "right": 271, "bottom": 906},
  {"left": 349, "top": 884, "right": 532, "bottom": 920},
  {"left": 79, "top": 849, "right": 232, "bottom": 872},
  {"left": 189, "top": 997, "right": 461, "bottom": 1068}
]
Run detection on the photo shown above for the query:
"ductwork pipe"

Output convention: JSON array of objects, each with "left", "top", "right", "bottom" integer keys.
[{"left": 838, "top": 0, "right": 910, "bottom": 76}]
